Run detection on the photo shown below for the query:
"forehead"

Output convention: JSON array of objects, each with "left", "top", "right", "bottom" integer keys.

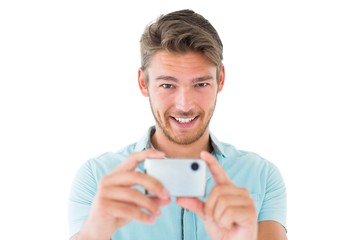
[{"left": 147, "top": 51, "right": 217, "bottom": 78}]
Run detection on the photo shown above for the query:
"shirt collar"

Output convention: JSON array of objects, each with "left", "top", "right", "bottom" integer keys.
[
  {"left": 134, "top": 126, "right": 156, "bottom": 152},
  {"left": 134, "top": 126, "right": 227, "bottom": 158}
]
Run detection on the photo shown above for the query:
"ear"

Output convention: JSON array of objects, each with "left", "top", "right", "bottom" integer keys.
[
  {"left": 138, "top": 68, "right": 149, "bottom": 97},
  {"left": 217, "top": 64, "right": 225, "bottom": 93}
]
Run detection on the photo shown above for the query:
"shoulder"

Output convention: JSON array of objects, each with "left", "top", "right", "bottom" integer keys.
[
  {"left": 219, "top": 142, "right": 285, "bottom": 189},
  {"left": 221, "top": 142, "right": 275, "bottom": 170},
  {"left": 75, "top": 142, "right": 137, "bottom": 182},
  {"left": 211, "top": 134, "right": 275, "bottom": 171}
]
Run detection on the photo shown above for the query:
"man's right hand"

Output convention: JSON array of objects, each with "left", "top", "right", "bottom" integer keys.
[{"left": 76, "top": 149, "right": 171, "bottom": 240}]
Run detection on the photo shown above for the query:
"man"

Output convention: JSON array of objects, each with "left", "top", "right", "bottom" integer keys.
[{"left": 69, "top": 9, "right": 287, "bottom": 240}]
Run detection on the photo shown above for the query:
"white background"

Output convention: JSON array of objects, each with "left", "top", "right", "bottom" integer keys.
[{"left": 1, "top": 1, "right": 359, "bottom": 239}]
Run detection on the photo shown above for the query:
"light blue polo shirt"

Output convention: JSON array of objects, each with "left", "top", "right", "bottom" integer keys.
[{"left": 68, "top": 126, "right": 287, "bottom": 239}]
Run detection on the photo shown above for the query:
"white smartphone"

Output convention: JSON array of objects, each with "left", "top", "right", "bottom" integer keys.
[{"left": 144, "top": 158, "right": 207, "bottom": 197}]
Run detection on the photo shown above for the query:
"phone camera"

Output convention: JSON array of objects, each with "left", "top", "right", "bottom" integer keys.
[{"left": 191, "top": 162, "right": 199, "bottom": 171}]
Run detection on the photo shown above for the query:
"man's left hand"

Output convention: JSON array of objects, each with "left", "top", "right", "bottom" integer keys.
[{"left": 176, "top": 151, "right": 257, "bottom": 240}]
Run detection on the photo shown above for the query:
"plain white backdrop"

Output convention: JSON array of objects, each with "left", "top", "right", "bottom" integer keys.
[{"left": 1, "top": 0, "right": 359, "bottom": 239}]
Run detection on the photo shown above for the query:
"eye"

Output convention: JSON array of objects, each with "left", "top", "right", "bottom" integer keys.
[
  {"left": 160, "top": 84, "right": 174, "bottom": 89},
  {"left": 196, "top": 82, "right": 209, "bottom": 87}
]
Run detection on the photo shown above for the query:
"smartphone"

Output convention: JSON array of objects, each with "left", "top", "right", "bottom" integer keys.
[{"left": 144, "top": 158, "right": 207, "bottom": 197}]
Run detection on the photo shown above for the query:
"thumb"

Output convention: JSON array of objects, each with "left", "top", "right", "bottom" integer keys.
[{"left": 176, "top": 198, "right": 205, "bottom": 220}]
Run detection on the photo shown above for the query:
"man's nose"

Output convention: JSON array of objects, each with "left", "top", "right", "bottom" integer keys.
[{"left": 175, "top": 88, "right": 194, "bottom": 112}]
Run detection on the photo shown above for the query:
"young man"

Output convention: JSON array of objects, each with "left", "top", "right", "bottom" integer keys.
[{"left": 69, "top": 9, "right": 287, "bottom": 240}]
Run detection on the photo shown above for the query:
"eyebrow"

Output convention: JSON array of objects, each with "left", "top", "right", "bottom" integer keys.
[{"left": 155, "top": 75, "right": 214, "bottom": 83}]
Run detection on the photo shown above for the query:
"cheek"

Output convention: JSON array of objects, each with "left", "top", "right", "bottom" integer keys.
[
  {"left": 199, "top": 93, "right": 217, "bottom": 108},
  {"left": 150, "top": 93, "right": 171, "bottom": 111}
]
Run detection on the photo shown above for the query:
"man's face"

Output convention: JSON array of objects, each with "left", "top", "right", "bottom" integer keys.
[{"left": 138, "top": 51, "right": 224, "bottom": 145}]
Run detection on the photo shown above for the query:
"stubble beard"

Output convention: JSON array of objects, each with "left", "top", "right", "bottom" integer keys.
[{"left": 149, "top": 99, "right": 216, "bottom": 145}]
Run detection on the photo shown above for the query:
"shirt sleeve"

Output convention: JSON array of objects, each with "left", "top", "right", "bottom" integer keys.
[
  {"left": 68, "top": 160, "right": 97, "bottom": 238},
  {"left": 258, "top": 162, "right": 287, "bottom": 230}
]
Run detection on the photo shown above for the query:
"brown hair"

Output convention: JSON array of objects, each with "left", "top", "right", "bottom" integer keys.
[{"left": 140, "top": 9, "right": 223, "bottom": 83}]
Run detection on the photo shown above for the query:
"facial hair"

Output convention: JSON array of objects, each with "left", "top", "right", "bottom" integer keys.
[{"left": 149, "top": 98, "right": 217, "bottom": 145}]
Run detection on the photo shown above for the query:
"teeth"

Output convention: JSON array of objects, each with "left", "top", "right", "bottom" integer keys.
[{"left": 175, "top": 117, "right": 195, "bottom": 123}]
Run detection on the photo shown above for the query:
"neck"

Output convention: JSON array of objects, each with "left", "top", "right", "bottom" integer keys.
[{"left": 151, "top": 128, "right": 212, "bottom": 159}]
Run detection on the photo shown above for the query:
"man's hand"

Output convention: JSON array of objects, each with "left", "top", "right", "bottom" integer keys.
[
  {"left": 177, "top": 151, "right": 257, "bottom": 240},
  {"left": 77, "top": 149, "right": 171, "bottom": 240}
]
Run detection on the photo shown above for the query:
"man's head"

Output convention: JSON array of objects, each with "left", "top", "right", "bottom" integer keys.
[
  {"left": 140, "top": 9, "right": 223, "bottom": 85},
  {"left": 138, "top": 9, "right": 225, "bottom": 147}
]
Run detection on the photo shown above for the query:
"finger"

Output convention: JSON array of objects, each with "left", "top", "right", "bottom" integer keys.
[
  {"left": 104, "top": 200, "right": 157, "bottom": 224},
  {"left": 204, "top": 185, "right": 241, "bottom": 216},
  {"left": 176, "top": 198, "right": 205, "bottom": 219},
  {"left": 152, "top": 196, "right": 172, "bottom": 207},
  {"left": 117, "top": 149, "right": 165, "bottom": 172},
  {"left": 200, "top": 151, "right": 230, "bottom": 184},
  {"left": 103, "top": 187, "right": 163, "bottom": 215},
  {"left": 218, "top": 205, "right": 257, "bottom": 230},
  {"left": 205, "top": 185, "right": 250, "bottom": 218},
  {"left": 100, "top": 171, "right": 170, "bottom": 200},
  {"left": 212, "top": 194, "right": 253, "bottom": 223}
]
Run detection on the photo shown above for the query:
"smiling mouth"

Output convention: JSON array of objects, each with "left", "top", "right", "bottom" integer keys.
[{"left": 173, "top": 116, "right": 196, "bottom": 123}]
